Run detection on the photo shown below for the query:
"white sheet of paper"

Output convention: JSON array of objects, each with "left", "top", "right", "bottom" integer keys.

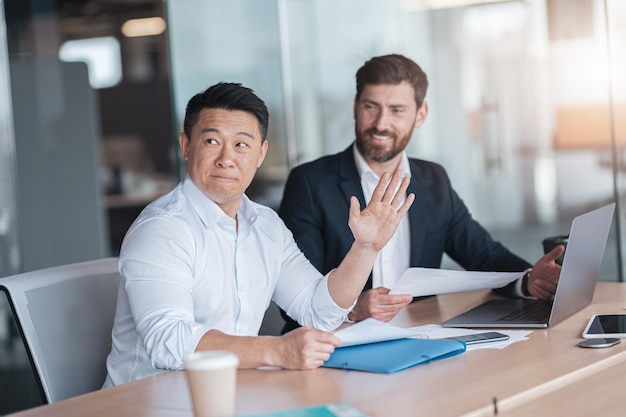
[
  {"left": 334, "top": 318, "right": 427, "bottom": 347},
  {"left": 389, "top": 268, "right": 523, "bottom": 297},
  {"left": 406, "top": 324, "right": 531, "bottom": 351}
]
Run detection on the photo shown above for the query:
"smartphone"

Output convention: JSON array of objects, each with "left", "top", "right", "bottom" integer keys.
[
  {"left": 582, "top": 314, "right": 626, "bottom": 339},
  {"left": 445, "top": 331, "right": 510, "bottom": 345}
]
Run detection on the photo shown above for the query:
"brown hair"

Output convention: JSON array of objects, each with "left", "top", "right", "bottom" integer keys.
[{"left": 356, "top": 54, "right": 429, "bottom": 108}]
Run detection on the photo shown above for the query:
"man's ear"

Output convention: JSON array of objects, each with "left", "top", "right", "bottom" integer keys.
[
  {"left": 178, "top": 132, "right": 190, "bottom": 161},
  {"left": 257, "top": 139, "right": 269, "bottom": 169},
  {"left": 414, "top": 101, "right": 429, "bottom": 128}
]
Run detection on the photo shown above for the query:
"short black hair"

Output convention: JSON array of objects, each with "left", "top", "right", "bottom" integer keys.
[
  {"left": 183, "top": 82, "right": 269, "bottom": 140},
  {"left": 356, "top": 54, "right": 429, "bottom": 108}
]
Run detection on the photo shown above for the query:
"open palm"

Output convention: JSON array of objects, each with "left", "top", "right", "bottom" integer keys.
[{"left": 348, "top": 170, "right": 415, "bottom": 251}]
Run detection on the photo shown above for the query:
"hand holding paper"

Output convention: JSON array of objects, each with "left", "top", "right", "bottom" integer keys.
[{"left": 389, "top": 268, "right": 523, "bottom": 297}]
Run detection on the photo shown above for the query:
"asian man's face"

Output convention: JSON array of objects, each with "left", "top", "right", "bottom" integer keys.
[{"left": 178, "top": 108, "right": 268, "bottom": 218}]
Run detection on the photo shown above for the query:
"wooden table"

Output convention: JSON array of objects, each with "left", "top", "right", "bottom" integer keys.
[
  {"left": 8, "top": 283, "right": 626, "bottom": 417},
  {"left": 498, "top": 352, "right": 626, "bottom": 417}
]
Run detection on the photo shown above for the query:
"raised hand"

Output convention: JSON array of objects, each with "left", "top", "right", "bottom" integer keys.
[
  {"left": 348, "top": 169, "right": 415, "bottom": 251},
  {"left": 327, "top": 169, "right": 415, "bottom": 309}
]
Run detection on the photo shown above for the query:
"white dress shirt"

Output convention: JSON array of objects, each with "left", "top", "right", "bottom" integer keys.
[
  {"left": 353, "top": 145, "right": 411, "bottom": 289},
  {"left": 104, "top": 177, "right": 349, "bottom": 387}
]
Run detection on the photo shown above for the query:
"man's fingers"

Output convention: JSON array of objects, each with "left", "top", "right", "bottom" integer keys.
[
  {"left": 369, "top": 170, "right": 411, "bottom": 207},
  {"left": 370, "top": 299, "right": 410, "bottom": 317},
  {"left": 374, "top": 292, "right": 413, "bottom": 306},
  {"left": 544, "top": 245, "right": 565, "bottom": 264},
  {"left": 397, "top": 192, "right": 415, "bottom": 216},
  {"left": 371, "top": 310, "right": 398, "bottom": 322},
  {"left": 529, "top": 276, "right": 557, "bottom": 299},
  {"left": 375, "top": 314, "right": 395, "bottom": 323},
  {"left": 349, "top": 196, "right": 361, "bottom": 219},
  {"left": 387, "top": 176, "right": 409, "bottom": 208},
  {"left": 381, "top": 170, "right": 404, "bottom": 204},
  {"left": 534, "top": 277, "right": 557, "bottom": 293},
  {"left": 311, "top": 330, "right": 341, "bottom": 347},
  {"left": 370, "top": 171, "right": 392, "bottom": 203},
  {"left": 535, "top": 286, "right": 553, "bottom": 300}
]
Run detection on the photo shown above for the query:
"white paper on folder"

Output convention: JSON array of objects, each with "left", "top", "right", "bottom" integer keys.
[
  {"left": 407, "top": 324, "right": 532, "bottom": 351},
  {"left": 334, "top": 318, "right": 427, "bottom": 347},
  {"left": 389, "top": 268, "right": 523, "bottom": 297}
]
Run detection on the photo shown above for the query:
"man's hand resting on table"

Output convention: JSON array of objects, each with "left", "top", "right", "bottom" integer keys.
[{"left": 269, "top": 327, "right": 341, "bottom": 370}]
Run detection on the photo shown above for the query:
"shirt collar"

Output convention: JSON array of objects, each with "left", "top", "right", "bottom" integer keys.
[
  {"left": 181, "top": 176, "right": 259, "bottom": 229},
  {"left": 352, "top": 143, "right": 412, "bottom": 180}
]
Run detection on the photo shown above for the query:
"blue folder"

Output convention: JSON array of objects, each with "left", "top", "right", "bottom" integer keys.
[{"left": 323, "top": 338, "right": 466, "bottom": 374}]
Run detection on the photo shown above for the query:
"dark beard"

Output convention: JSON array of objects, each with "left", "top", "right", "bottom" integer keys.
[{"left": 355, "top": 128, "right": 409, "bottom": 163}]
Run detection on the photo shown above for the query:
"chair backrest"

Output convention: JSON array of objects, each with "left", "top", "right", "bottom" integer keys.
[{"left": 0, "top": 257, "right": 120, "bottom": 403}]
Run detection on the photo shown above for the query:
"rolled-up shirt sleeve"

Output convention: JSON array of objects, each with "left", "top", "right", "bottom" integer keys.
[
  {"left": 120, "top": 218, "right": 210, "bottom": 371},
  {"left": 272, "top": 222, "right": 351, "bottom": 331}
]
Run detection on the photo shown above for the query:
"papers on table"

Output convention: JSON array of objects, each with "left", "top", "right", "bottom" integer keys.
[
  {"left": 333, "top": 318, "right": 530, "bottom": 351},
  {"left": 389, "top": 268, "right": 523, "bottom": 297},
  {"left": 333, "top": 318, "right": 427, "bottom": 347},
  {"left": 407, "top": 324, "right": 532, "bottom": 351},
  {"left": 327, "top": 320, "right": 467, "bottom": 373}
]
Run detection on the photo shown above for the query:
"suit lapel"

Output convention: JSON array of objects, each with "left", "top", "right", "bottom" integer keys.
[
  {"left": 408, "top": 160, "right": 427, "bottom": 266},
  {"left": 338, "top": 146, "right": 366, "bottom": 209},
  {"left": 338, "top": 145, "right": 374, "bottom": 289}
]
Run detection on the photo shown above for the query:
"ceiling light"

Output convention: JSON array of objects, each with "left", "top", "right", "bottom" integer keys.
[
  {"left": 59, "top": 36, "right": 122, "bottom": 88},
  {"left": 121, "top": 17, "right": 166, "bottom": 38}
]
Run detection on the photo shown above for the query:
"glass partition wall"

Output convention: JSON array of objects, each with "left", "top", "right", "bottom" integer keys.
[
  {"left": 168, "top": 0, "right": 625, "bottom": 281},
  {"left": 606, "top": 0, "right": 626, "bottom": 282},
  {"left": 0, "top": 0, "right": 19, "bottom": 279},
  {"left": 0, "top": 1, "right": 44, "bottom": 414}
]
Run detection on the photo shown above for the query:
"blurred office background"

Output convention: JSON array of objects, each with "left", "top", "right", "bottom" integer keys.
[{"left": 2, "top": 0, "right": 626, "bottom": 413}]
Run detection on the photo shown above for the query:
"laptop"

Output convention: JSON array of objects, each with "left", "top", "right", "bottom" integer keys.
[{"left": 441, "top": 202, "right": 615, "bottom": 329}]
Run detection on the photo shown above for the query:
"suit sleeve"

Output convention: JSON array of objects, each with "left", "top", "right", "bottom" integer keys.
[
  {"left": 444, "top": 188, "right": 530, "bottom": 272},
  {"left": 439, "top": 174, "right": 531, "bottom": 296}
]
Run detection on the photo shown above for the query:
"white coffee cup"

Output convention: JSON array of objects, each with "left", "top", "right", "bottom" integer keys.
[{"left": 184, "top": 351, "right": 239, "bottom": 417}]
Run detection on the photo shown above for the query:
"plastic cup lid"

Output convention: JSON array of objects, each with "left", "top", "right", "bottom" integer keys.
[{"left": 184, "top": 351, "right": 239, "bottom": 371}]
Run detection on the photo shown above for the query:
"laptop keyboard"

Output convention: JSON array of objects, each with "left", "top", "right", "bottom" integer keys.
[{"left": 496, "top": 301, "right": 553, "bottom": 322}]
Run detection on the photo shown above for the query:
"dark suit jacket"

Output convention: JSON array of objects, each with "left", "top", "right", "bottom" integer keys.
[{"left": 278, "top": 144, "right": 531, "bottom": 332}]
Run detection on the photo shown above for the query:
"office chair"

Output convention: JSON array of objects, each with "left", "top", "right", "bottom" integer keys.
[{"left": 0, "top": 257, "right": 120, "bottom": 403}]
